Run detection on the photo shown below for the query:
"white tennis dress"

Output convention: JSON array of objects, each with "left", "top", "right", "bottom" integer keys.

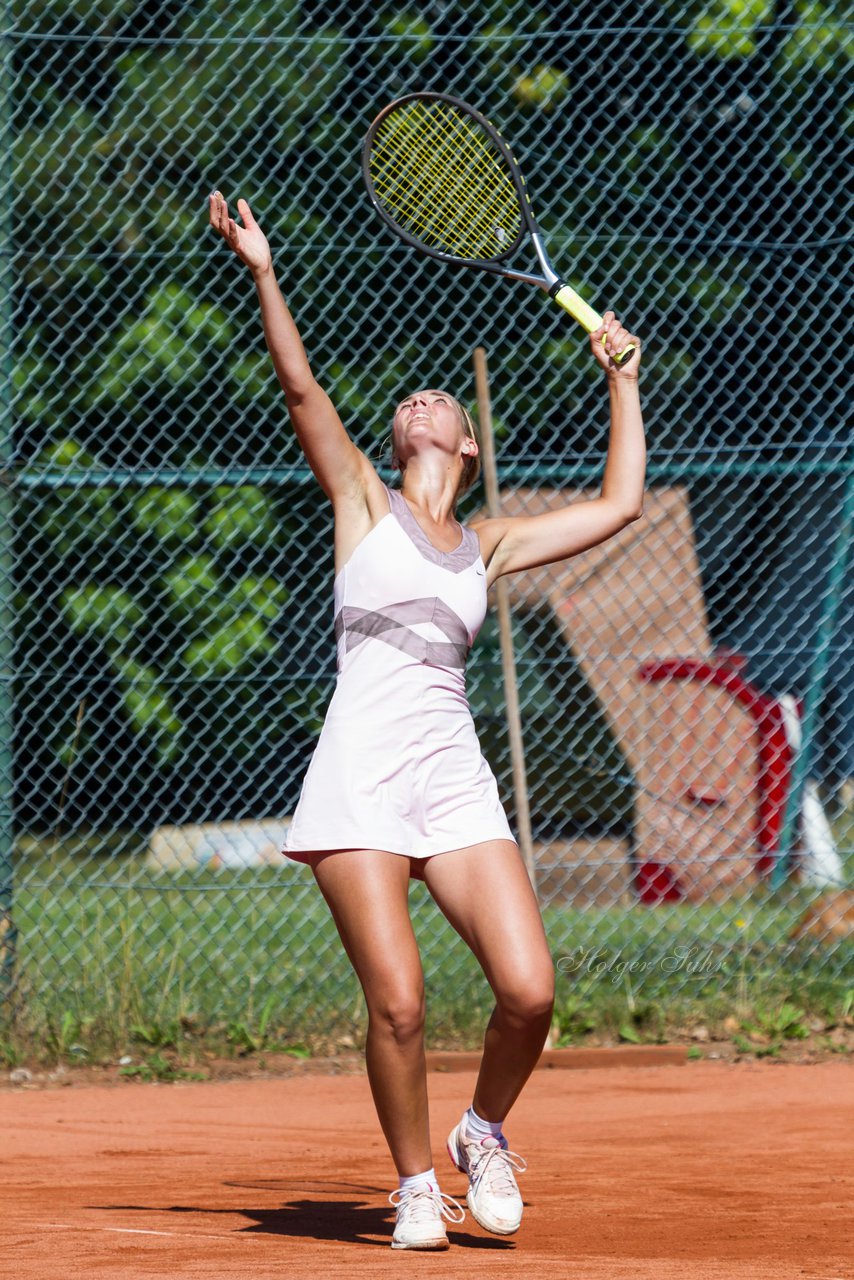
[{"left": 284, "top": 483, "right": 514, "bottom": 866}]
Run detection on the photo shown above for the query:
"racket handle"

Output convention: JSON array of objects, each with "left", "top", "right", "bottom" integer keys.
[{"left": 549, "top": 282, "right": 637, "bottom": 366}]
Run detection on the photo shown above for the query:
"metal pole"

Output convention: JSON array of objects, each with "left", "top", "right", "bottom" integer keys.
[
  {"left": 772, "top": 462, "right": 854, "bottom": 889},
  {"left": 0, "top": 13, "right": 15, "bottom": 1000},
  {"left": 473, "top": 348, "right": 536, "bottom": 890},
  {"left": 12, "top": 455, "right": 848, "bottom": 490}
]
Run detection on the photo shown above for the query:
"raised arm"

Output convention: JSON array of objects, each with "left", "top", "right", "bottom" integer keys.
[
  {"left": 476, "top": 313, "right": 646, "bottom": 582},
  {"left": 208, "top": 191, "right": 373, "bottom": 504}
]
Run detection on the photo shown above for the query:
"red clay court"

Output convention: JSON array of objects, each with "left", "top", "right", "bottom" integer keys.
[{"left": 3, "top": 1058, "right": 852, "bottom": 1279}]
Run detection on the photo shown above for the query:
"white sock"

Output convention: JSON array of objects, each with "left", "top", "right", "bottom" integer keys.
[
  {"left": 398, "top": 1166, "right": 437, "bottom": 1194},
  {"left": 464, "top": 1104, "right": 505, "bottom": 1142}
]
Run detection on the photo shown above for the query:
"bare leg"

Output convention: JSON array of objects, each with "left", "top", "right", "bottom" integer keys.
[
  {"left": 422, "top": 839, "right": 555, "bottom": 1122},
  {"left": 311, "top": 849, "right": 432, "bottom": 1176}
]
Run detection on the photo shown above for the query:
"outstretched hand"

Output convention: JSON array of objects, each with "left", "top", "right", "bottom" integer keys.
[
  {"left": 208, "top": 191, "right": 272, "bottom": 277},
  {"left": 590, "top": 312, "right": 641, "bottom": 379}
]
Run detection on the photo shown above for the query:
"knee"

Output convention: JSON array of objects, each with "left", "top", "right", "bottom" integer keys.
[
  {"left": 369, "top": 987, "right": 426, "bottom": 1044},
  {"left": 496, "top": 970, "right": 555, "bottom": 1025}
]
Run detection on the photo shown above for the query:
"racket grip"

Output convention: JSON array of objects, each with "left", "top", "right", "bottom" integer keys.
[{"left": 549, "top": 282, "right": 637, "bottom": 365}]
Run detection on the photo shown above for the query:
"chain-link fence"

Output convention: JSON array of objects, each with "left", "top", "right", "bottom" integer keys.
[{"left": 3, "top": 1, "right": 852, "bottom": 1045}]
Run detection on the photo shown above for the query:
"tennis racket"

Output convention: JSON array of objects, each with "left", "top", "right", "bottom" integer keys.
[{"left": 362, "top": 91, "right": 636, "bottom": 365}]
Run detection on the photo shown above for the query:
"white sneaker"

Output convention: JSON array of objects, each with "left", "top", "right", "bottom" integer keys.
[
  {"left": 388, "top": 1183, "right": 466, "bottom": 1250},
  {"left": 446, "top": 1119, "right": 527, "bottom": 1235}
]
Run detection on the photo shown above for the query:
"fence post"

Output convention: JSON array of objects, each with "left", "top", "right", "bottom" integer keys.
[
  {"left": 473, "top": 347, "right": 536, "bottom": 892},
  {"left": 772, "top": 463, "right": 854, "bottom": 889},
  {"left": 0, "top": 15, "right": 14, "bottom": 1001}
]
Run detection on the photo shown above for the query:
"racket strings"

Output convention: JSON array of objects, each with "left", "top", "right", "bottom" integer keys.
[
  {"left": 369, "top": 101, "right": 522, "bottom": 261},
  {"left": 377, "top": 110, "right": 481, "bottom": 228},
  {"left": 373, "top": 119, "right": 496, "bottom": 250},
  {"left": 373, "top": 106, "right": 517, "bottom": 255}
]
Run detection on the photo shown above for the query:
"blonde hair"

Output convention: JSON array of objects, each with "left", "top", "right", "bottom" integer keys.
[{"left": 386, "top": 391, "right": 482, "bottom": 503}]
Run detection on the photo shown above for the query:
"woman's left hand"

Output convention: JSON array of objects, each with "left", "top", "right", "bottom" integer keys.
[{"left": 590, "top": 312, "right": 641, "bottom": 378}]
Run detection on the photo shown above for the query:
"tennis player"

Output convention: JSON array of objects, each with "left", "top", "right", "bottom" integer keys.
[{"left": 209, "top": 191, "right": 645, "bottom": 1250}]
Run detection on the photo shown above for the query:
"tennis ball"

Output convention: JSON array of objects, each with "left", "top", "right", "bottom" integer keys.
[{"left": 512, "top": 64, "right": 570, "bottom": 112}]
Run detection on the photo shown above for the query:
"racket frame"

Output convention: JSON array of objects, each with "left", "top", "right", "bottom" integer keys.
[{"left": 362, "top": 90, "right": 635, "bottom": 361}]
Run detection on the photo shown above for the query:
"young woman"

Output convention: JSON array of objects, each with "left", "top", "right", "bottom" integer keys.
[{"left": 209, "top": 190, "right": 645, "bottom": 1250}]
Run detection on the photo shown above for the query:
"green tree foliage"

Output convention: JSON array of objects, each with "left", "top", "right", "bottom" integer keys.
[
  {"left": 374, "top": 9, "right": 435, "bottom": 64},
  {"left": 684, "top": 0, "right": 775, "bottom": 59},
  {"left": 90, "top": 284, "right": 234, "bottom": 424},
  {"left": 777, "top": 0, "right": 854, "bottom": 79}
]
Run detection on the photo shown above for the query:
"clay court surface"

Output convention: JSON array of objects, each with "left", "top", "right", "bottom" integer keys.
[{"left": 3, "top": 1059, "right": 852, "bottom": 1279}]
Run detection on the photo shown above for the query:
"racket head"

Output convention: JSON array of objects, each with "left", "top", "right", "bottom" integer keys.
[{"left": 362, "top": 91, "right": 533, "bottom": 270}]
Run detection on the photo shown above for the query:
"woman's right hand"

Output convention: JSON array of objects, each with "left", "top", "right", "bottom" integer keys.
[{"left": 208, "top": 191, "right": 272, "bottom": 277}]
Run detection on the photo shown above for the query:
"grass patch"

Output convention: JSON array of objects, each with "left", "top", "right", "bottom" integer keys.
[
  {"left": 119, "top": 1052, "right": 208, "bottom": 1083},
  {"left": 2, "top": 834, "right": 851, "bottom": 1068}
]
